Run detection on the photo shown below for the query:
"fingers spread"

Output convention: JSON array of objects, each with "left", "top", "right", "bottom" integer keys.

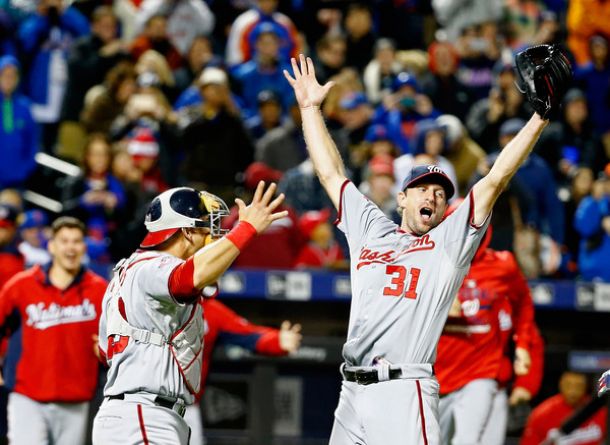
[
  {"left": 235, "top": 198, "right": 246, "bottom": 211},
  {"left": 281, "top": 320, "right": 290, "bottom": 331},
  {"left": 291, "top": 57, "right": 301, "bottom": 79},
  {"left": 299, "top": 54, "right": 307, "bottom": 75},
  {"left": 271, "top": 210, "right": 289, "bottom": 221},
  {"left": 306, "top": 57, "right": 315, "bottom": 77},
  {"left": 292, "top": 323, "right": 302, "bottom": 333},
  {"left": 283, "top": 69, "right": 295, "bottom": 85},
  {"left": 253, "top": 180, "right": 265, "bottom": 203},
  {"left": 268, "top": 192, "right": 285, "bottom": 212},
  {"left": 262, "top": 182, "right": 277, "bottom": 205}
]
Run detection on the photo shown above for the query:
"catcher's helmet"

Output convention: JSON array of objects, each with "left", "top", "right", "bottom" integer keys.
[{"left": 140, "top": 187, "right": 229, "bottom": 248}]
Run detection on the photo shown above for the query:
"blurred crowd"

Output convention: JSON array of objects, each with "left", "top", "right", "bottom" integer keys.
[{"left": 0, "top": 0, "right": 609, "bottom": 281}]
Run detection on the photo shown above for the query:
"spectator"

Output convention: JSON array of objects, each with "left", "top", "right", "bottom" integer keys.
[
  {"left": 0, "top": 204, "right": 24, "bottom": 288},
  {"left": 574, "top": 173, "right": 610, "bottom": 282},
  {"left": 245, "top": 90, "right": 283, "bottom": 142},
  {"left": 0, "top": 217, "right": 107, "bottom": 445},
  {"left": 17, "top": 0, "right": 89, "bottom": 151},
  {"left": 563, "top": 167, "right": 595, "bottom": 264},
  {"left": 467, "top": 63, "right": 532, "bottom": 151},
  {"left": 135, "top": 0, "right": 214, "bottom": 56},
  {"left": 437, "top": 114, "right": 486, "bottom": 197},
  {"left": 422, "top": 41, "right": 474, "bottom": 118},
  {"left": 521, "top": 371, "right": 607, "bottom": 445},
  {"left": 0, "top": 56, "right": 39, "bottom": 191},
  {"left": 222, "top": 162, "right": 301, "bottom": 269},
  {"left": 278, "top": 159, "right": 334, "bottom": 214},
  {"left": 62, "top": 134, "right": 126, "bottom": 259},
  {"left": 542, "top": 89, "right": 605, "bottom": 184},
  {"left": 373, "top": 72, "right": 439, "bottom": 152},
  {"left": 126, "top": 127, "right": 168, "bottom": 194},
  {"left": 113, "top": 0, "right": 146, "bottom": 43},
  {"left": 567, "top": 0, "right": 610, "bottom": 66},
  {"left": 358, "top": 154, "right": 399, "bottom": 221},
  {"left": 334, "top": 92, "right": 375, "bottom": 148},
  {"left": 507, "top": 119, "right": 565, "bottom": 247},
  {"left": 130, "top": 14, "right": 183, "bottom": 71},
  {"left": 343, "top": 3, "right": 376, "bottom": 74},
  {"left": 80, "top": 62, "right": 138, "bottom": 135},
  {"left": 455, "top": 23, "right": 502, "bottom": 100},
  {"left": 574, "top": 36, "right": 610, "bottom": 144},
  {"left": 134, "top": 49, "right": 178, "bottom": 102},
  {"left": 174, "top": 35, "right": 223, "bottom": 94},
  {"left": 179, "top": 67, "right": 254, "bottom": 203},
  {"left": 313, "top": 35, "right": 347, "bottom": 85},
  {"left": 0, "top": 10, "right": 16, "bottom": 57},
  {"left": 230, "top": 21, "right": 292, "bottom": 119},
  {"left": 225, "top": 0, "right": 299, "bottom": 67},
  {"left": 294, "top": 208, "right": 345, "bottom": 269},
  {"left": 17, "top": 209, "right": 51, "bottom": 267},
  {"left": 432, "top": 0, "right": 503, "bottom": 42},
  {"left": 59, "top": 6, "right": 129, "bottom": 161},
  {"left": 363, "top": 38, "right": 402, "bottom": 105},
  {"left": 394, "top": 119, "right": 458, "bottom": 198},
  {"left": 504, "top": 0, "right": 546, "bottom": 49},
  {"left": 256, "top": 102, "right": 307, "bottom": 172}
]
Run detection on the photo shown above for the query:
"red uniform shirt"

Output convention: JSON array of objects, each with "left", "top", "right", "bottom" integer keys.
[
  {"left": 0, "top": 250, "right": 24, "bottom": 289},
  {"left": 196, "top": 298, "right": 287, "bottom": 401},
  {"left": 0, "top": 265, "right": 107, "bottom": 402},
  {"left": 521, "top": 395, "right": 607, "bottom": 445},
  {"left": 294, "top": 241, "right": 344, "bottom": 268},
  {"left": 436, "top": 249, "right": 535, "bottom": 395}
]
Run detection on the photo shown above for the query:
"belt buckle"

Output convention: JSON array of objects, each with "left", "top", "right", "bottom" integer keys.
[
  {"left": 175, "top": 403, "right": 186, "bottom": 417},
  {"left": 354, "top": 369, "right": 373, "bottom": 386}
]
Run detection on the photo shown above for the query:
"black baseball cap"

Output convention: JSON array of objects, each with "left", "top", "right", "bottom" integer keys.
[{"left": 401, "top": 165, "right": 455, "bottom": 199}]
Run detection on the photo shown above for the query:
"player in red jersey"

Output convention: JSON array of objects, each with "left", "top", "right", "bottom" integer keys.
[
  {"left": 436, "top": 219, "right": 537, "bottom": 445},
  {"left": 185, "top": 296, "right": 302, "bottom": 445},
  {"left": 521, "top": 371, "right": 607, "bottom": 445},
  {"left": 0, "top": 217, "right": 107, "bottom": 445}
]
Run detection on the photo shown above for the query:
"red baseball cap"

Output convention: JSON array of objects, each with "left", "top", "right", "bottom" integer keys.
[
  {"left": 298, "top": 208, "right": 331, "bottom": 239},
  {"left": 368, "top": 154, "right": 395, "bottom": 179}
]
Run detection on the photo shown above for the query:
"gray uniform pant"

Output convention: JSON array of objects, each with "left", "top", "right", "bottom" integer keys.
[
  {"left": 7, "top": 392, "right": 89, "bottom": 445},
  {"left": 184, "top": 403, "right": 207, "bottom": 445},
  {"left": 92, "top": 393, "right": 190, "bottom": 445},
  {"left": 329, "top": 377, "right": 441, "bottom": 445},
  {"left": 438, "top": 378, "right": 498, "bottom": 445},
  {"left": 479, "top": 387, "right": 507, "bottom": 445}
]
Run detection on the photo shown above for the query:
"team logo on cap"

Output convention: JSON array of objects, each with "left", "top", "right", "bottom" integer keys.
[{"left": 427, "top": 165, "right": 444, "bottom": 174}]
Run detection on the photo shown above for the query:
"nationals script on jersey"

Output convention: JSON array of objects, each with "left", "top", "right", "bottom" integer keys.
[{"left": 336, "top": 181, "right": 490, "bottom": 367}]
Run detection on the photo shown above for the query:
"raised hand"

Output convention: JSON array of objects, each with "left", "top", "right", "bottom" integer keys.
[
  {"left": 283, "top": 54, "right": 335, "bottom": 109},
  {"left": 235, "top": 181, "right": 288, "bottom": 234}
]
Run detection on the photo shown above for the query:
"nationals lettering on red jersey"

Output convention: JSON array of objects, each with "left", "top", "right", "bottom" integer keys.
[
  {"left": 357, "top": 235, "right": 436, "bottom": 269},
  {"left": 25, "top": 299, "right": 97, "bottom": 330}
]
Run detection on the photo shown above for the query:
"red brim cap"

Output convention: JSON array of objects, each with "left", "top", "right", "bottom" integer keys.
[{"left": 140, "top": 228, "right": 180, "bottom": 248}]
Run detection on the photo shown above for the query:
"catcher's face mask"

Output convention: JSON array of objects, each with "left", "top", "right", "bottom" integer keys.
[{"left": 141, "top": 187, "right": 229, "bottom": 248}]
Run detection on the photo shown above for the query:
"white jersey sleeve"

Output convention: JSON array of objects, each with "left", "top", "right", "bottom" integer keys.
[
  {"left": 336, "top": 180, "right": 397, "bottom": 253},
  {"left": 137, "top": 255, "right": 186, "bottom": 304},
  {"left": 437, "top": 190, "right": 491, "bottom": 268}
]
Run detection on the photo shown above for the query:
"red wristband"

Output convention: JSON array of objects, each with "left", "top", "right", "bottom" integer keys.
[{"left": 226, "top": 221, "right": 257, "bottom": 251}]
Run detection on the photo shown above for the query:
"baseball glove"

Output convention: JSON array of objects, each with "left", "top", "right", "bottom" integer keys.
[{"left": 515, "top": 44, "right": 572, "bottom": 119}]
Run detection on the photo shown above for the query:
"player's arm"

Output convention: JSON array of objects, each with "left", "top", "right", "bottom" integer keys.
[
  {"left": 190, "top": 182, "right": 287, "bottom": 289},
  {"left": 471, "top": 114, "right": 548, "bottom": 226},
  {"left": 283, "top": 55, "right": 347, "bottom": 209}
]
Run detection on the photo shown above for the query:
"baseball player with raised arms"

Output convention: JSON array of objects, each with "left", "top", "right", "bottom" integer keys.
[
  {"left": 92, "top": 182, "right": 287, "bottom": 445},
  {"left": 283, "top": 45, "right": 570, "bottom": 444}
]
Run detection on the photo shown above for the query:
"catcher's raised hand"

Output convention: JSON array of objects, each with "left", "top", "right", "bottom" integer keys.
[
  {"left": 598, "top": 369, "right": 610, "bottom": 397},
  {"left": 283, "top": 54, "right": 335, "bottom": 109},
  {"left": 515, "top": 44, "right": 572, "bottom": 119},
  {"left": 235, "top": 181, "right": 288, "bottom": 234}
]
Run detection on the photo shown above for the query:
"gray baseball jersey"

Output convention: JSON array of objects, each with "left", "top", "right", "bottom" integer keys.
[
  {"left": 337, "top": 181, "right": 490, "bottom": 367},
  {"left": 99, "top": 250, "right": 203, "bottom": 404}
]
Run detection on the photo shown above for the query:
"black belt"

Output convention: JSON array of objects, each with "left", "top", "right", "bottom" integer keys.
[
  {"left": 343, "top": 368, "right": 403, "bottom": 385},
  {"left": 108, "top": 394, "right": 186, "bottom": 417}
]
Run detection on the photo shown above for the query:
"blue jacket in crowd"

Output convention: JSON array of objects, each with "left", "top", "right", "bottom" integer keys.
[
  {"left": 0, "top": 91, "right": 39, "bottom": 189},
  {"left": 574, "top": 195, "right": 610, "bottom": 282}
]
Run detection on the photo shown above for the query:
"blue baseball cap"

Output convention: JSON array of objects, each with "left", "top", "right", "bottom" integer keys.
[
  {"left": 0, "top": 55, "right": 20, "bottom": 72},
  {"left": 401, "top": 164, "right": 455, "bottom": 199},
  {"left": 392, "top": 72, "right": 419, "bottom": 92},
  {"left": 364, "top": 124, "right": 392, "bottom": 143},
  {"left": 340, "top": 92, "right": 368, "bottom": 110},
  {"left": 499, "top": 118, "right": 526, "bottom": 137},
  {"left": 18, "top": 209, "right": 48, "bottom": 230}
]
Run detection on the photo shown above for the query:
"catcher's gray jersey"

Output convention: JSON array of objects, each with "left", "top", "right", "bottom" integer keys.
[
  {"left": 337, "top": 181, "right": 490, "bottom": 367},
  {"left": 99, "top": 251, "right": 202, "bottom": 404}
]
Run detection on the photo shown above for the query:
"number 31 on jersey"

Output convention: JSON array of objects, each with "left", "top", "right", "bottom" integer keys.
[{"left": 383, "top": 265, "right": 421, "bottom": 299}]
